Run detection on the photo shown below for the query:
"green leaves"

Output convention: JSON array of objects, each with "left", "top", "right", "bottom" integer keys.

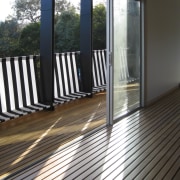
[
  {"left": 19, "top": 22, "right": 40, "bottom": 55},
  {"left": 0, "top": 19, "right": 21, "bottom": 57},
  {"left": 55, "top": 10, "right": 80, "bottom": 52},
  {"left": 93, "top": 4, "right": 106, "bottom": 50},
  {"left": 0, "top": 1, "right": 106, "bottom": 57}
]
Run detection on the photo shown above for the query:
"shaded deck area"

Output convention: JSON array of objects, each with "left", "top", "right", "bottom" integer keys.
[{"left": 0, "top": 88, "right": 179, "bottom": 179}]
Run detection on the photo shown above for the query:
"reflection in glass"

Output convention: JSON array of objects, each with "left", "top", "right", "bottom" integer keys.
[{"left": 113, "top": 0, "right": 140, "bottom": 120}]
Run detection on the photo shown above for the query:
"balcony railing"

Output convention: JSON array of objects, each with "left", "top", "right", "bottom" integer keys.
[
  {"left": 0, "top": 50, "right": 108, "bottom": 122},
  {"left": 0, "top": 48, "right": 135, "bottom": 123}
]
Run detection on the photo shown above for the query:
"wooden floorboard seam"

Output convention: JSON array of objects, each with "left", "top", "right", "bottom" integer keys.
[
  {"left": 1, "top": 92, "right": 177, "bottom": 155},
  {"left": 8, "top": 112, "right": 144, "bottom": 179},
  {"left": 42, "top": 108, "right": 180, "bottom": 179},
  {"left": 2, "top": 89, "right": 180, "bottom": 180},
  {"left": 5, "top": 104, "right": 180, "bottom": 179},
  {"left": 86, "top": 116, "right": 179, "bottom": 180}
]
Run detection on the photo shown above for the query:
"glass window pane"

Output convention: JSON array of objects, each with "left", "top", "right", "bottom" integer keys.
[{"left": 113, "top": 0, "right": 141, "bottom": 119}]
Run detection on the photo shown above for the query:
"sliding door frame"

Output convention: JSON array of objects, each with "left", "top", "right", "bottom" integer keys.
[{"left": 106, "top": 0, "right": 145, "bottom": 125}]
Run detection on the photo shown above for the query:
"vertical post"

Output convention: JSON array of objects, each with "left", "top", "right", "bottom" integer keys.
[
  {"left": 80, "top": 0, "right": 93, "bottom": 94},
  {"left": 106, "top": 0, "right": 113, "bottom": 125},
  {"left": 40, "top": 0, "right": 54, "bottom": 109}
]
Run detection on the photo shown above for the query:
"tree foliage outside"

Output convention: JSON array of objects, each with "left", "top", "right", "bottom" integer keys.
[
  {"left": 0, "top": 0, "right": 106, "bottom": 57},
  {"left": 13, "top": 0, "right": 41, "bottom": 23},
  {"left": 55, "top": 0, "right": 74, "bottom": 17},
  {"left": 93, "top": 4, "right": 106, "bottom": 50},
  {"left": 13, "top": 0, "right": 73, "bottom": 23},
  {"left": 19, "top": 22, "right": 40, "bottom": 55},
  {"left": 0, "top": 19, "right": 21, "bottom": 57},
  {"left": 55, "top": 3, "right": 106, "bottom": 52},
  {"left": 55, "top": 9, "right": 80, "bottom": 52}
]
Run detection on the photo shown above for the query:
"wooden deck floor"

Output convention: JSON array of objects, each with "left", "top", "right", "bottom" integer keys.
[
  {"left": 0, "top": 82, "right": 140, "bottom": 179},
  {"left": 1, "top": 88, "right": 179, "bottom": 179},
  {"left": 0, "top": 92, "right": 107, "bottom": 179}
]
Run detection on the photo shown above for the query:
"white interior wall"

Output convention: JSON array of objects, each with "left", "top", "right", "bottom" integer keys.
[{"left": 145, "top": 0, "right": 180, "bottom": 104}]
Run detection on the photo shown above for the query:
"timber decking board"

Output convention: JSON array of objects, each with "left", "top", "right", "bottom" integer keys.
[
  {"left": 9, "top": 91, "right": 172, "bottom": 180},
  {"left": 4, "top": 88, "right": 180, "bottom": 180},
  {"left": 0, "top": 92, "right": 107, "bottom": 179}
]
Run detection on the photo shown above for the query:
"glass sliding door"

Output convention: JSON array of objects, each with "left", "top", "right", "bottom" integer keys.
[{"left": 107, "top": 0, "right": 141, "bottom": 122}]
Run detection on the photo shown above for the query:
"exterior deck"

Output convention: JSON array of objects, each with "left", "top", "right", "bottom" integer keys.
[
  {"left": 0, "top": 91, "right": 106, "bottom": 179},
  {"left": 0, "top": 88, "right": 179, "bottom": 179}
]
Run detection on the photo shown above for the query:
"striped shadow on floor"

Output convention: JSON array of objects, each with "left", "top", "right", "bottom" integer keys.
[{"left": 4, "top": 89, "right": 180, "bottom": 180}]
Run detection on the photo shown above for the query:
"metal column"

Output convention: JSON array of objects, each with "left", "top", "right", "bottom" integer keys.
[
  {"left": 40, "top": 0, "right": 54, "bottom": 108},
  {"left": 80, "top": 0, "right": 93, "bottom": 94}
]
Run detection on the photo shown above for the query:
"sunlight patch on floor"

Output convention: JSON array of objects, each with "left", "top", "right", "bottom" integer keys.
[
  {"left": 99, "top": 118, "right": 129, "bottom": 179},
  {"left": 35, "top": 136, "right": 84, "bottom": 179},
  {"left": 11, "top": 117, "right": 62, "bottom": 166},
  {"left": 81, "top": 102, "right": 102, "bottom": 132}
]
